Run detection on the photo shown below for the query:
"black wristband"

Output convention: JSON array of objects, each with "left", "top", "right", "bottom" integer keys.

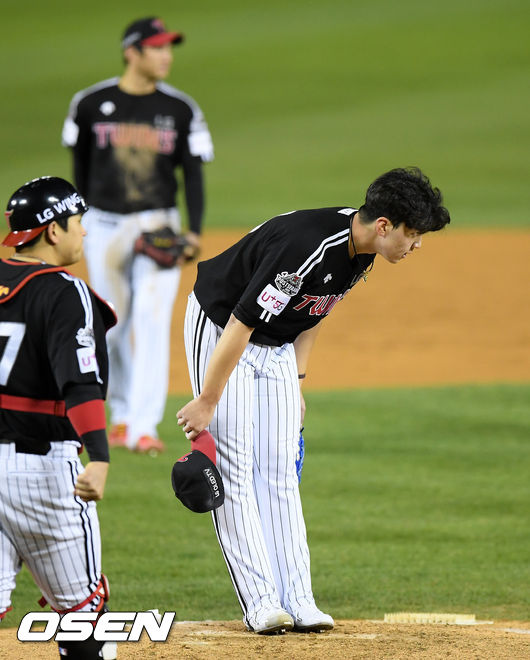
[{"left": 82, "top": 429, "right": 110, "bottom": 463}]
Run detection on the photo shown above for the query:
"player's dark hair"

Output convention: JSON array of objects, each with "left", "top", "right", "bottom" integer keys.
[
  {"left": 358, "top": 167, "right": 450, "bottom": 233},
  {"left": 14, "top": 217, "right": 70, "bottom": 252}
]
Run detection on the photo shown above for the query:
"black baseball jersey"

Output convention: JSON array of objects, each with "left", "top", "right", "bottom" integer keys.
[
  {"left": 194, "top": 207, "right": 375, "bottom": 346},
  {"left": 0, "top": 260, "right": 116, "bottom": 456},
  {"left": 62, "top": 78, "right": 214, "bottom": 222}
]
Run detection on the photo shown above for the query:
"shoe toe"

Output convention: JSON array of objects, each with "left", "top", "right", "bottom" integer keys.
[
  {"left": 293, "top": 608, "right": 334, "bottom": 632},
  {"left": 135, "top": 436, "right": 166, "bottom": 455},
  {"left": 108, "top": 424, "right": 128, "bottom": 447},
  {"left": 249, "top": 609, "right": 294, "bottom": 635}
]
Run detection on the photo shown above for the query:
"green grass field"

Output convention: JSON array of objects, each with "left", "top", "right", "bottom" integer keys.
[
  {"left": 1, "top": 0, "right": 529, "bottom": 633},
  {"left": 4, "top": 384, "right": 529, "bottom": 626},
  {"left": 1, "top": 0, "right": 529, "bottom": 229}
]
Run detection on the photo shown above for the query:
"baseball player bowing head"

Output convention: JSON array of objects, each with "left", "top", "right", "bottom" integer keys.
[
  {"left": 177, "top": 167, "right": 451, "bottom": 635},
  {"left": 0, "top": 177, "right": 117, "bottom": 659}
]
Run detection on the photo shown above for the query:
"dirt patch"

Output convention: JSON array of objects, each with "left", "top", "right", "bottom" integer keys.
[
  {"left": 165, "top": 229, "right": 529, "bottom": 392},
  {"left": 1, "top": 619, "right": 529, "bottom": 659},
  {"left": 2, "top": 229, "right": 527, "bottom": 392},
  {"left": 0, "top": 230, "right": 528, "bottom": 659}
]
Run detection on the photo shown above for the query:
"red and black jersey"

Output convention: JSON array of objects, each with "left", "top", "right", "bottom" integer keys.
[
  {"left": 62, "top": 78, "right": 214, "bottom": 229},
  {"left": 193, "top": 207, "right": 375, "bottom": 346},
  {"left": 0, "top": 260, "right": 116, "bottom": 457}
]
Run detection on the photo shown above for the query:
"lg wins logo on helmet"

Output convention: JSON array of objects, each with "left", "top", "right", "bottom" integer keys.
[{"left": 35, "top": 193, "right": 85, "bottom": 224}]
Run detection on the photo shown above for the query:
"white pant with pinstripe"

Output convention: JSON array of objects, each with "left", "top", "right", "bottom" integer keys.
[
  {"left": 83, "top": 207, "right": 181, "bottom": 447},
  {"left": 0, "top": 441, "right": 102, "bottom": 615},
  {"left": 184, "top": 292, "right": 317, "bottom": 626}
]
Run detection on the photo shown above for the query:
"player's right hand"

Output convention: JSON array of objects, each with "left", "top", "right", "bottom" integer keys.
[
  {"left": 74, "top": 462, "right": 109, "bottom": 502},
  {"left": 177, "top": 395, "right": 216, "bottom": 441}
]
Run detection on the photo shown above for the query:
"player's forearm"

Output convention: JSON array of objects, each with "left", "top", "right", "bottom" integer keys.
[
  {"left": 200, "top": 314, "right": 254, "bottom": 405},
  {"left": 293, "top": 323, "right": 322, "bottom": 379},
  {"left": 177, "top": 315, "right": 254, "bottom": 438},
  {"left": 183, "top": 156, "right": 204, "bottom": 234},
  {"left": 64, "top": 386, "right": 109, "bottom": 462}
]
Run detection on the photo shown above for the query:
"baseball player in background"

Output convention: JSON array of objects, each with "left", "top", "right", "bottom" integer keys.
[
  {"left": 62, "top": 17, "right": 214, "bottom": 454},
  {"left": 177, "top": 167, "right": 451, "bottom": 634},
  {"left": 0, "top": 177, "right": 117, "bottom": 659}
]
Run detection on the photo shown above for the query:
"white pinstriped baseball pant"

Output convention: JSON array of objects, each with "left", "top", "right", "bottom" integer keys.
[
  {"left": 184, "top": 292, "right": 316, "bottom": 625},
  {"left": 83, "top": 207, "right": 181, "bottom": 447},
  {"left": 0, "top": 441, "right": 102, "bottom": 615}
]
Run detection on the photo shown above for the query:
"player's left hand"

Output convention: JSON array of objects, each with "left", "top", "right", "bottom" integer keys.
[
  {"left": 74, "top": 462, "right": 109, "bottom": 502},
  {"left": 296, "top": 428, "right": 305, "bottom": 483}
]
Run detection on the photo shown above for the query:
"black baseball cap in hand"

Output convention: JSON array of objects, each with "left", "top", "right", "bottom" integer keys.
[
  {"left": 171, "top": 432, "right": 224, "bottom": 513},
  {"left": 122, "top": 17, "right": 184, "bottom": 50}
]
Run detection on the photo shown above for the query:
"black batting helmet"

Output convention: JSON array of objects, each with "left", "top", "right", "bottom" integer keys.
[{"left": 2, "top": 176, "right": 88, "bottom": 248}]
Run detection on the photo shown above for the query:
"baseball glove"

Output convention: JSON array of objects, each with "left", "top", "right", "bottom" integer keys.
[
  {"left": 133, "top": 227, "right": 199, "bottom": 268},
  {"left": 296, "top": 427, "right": 305, "bottom": 483}
]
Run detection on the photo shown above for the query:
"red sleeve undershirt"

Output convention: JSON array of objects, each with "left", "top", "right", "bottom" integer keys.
[{"left": 66, "top": 399, "right": 109, "bottom": 462}]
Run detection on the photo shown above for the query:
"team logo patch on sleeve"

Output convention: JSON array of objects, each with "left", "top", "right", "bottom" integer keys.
[
  {"left": 76, "top": 326, "right": 95, "bottom": 348},
  {"left": 257, "top": 284, "right": 290, "bottom": 316},
  {"left": 274, "top": 272, "right": 303, "bottom": 297},
  {"left": 77, "top": 347, "right": 99, "bottom": 374}
]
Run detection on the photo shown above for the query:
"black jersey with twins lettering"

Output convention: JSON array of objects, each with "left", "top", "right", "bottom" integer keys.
[
  {"left": 62, "top": 77, "right": 212, "bottom": 214},
  {"left": 0, "top": 261, "right": 116, "bottom": 454},
  {"left": 194, "top": 207, "right": 376, "bottom": 346}
]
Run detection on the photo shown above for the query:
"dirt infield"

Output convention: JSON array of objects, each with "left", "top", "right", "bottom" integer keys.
[
  {"left": 1, "top": 618, "right": 530, "bottom": 659},
  {"left": 1, "top": 228, "right": 527, "bottom": 391},
  {"left": 0, "top": 229, "right": 528, "bottom": 658},
  {"left": 163, "top": 229, "right": 529, "bottom": 391}
]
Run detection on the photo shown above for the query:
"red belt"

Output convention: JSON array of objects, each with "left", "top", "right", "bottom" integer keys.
[{"left": 0, "top": 394, "right": 66, "bottom": 417}]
